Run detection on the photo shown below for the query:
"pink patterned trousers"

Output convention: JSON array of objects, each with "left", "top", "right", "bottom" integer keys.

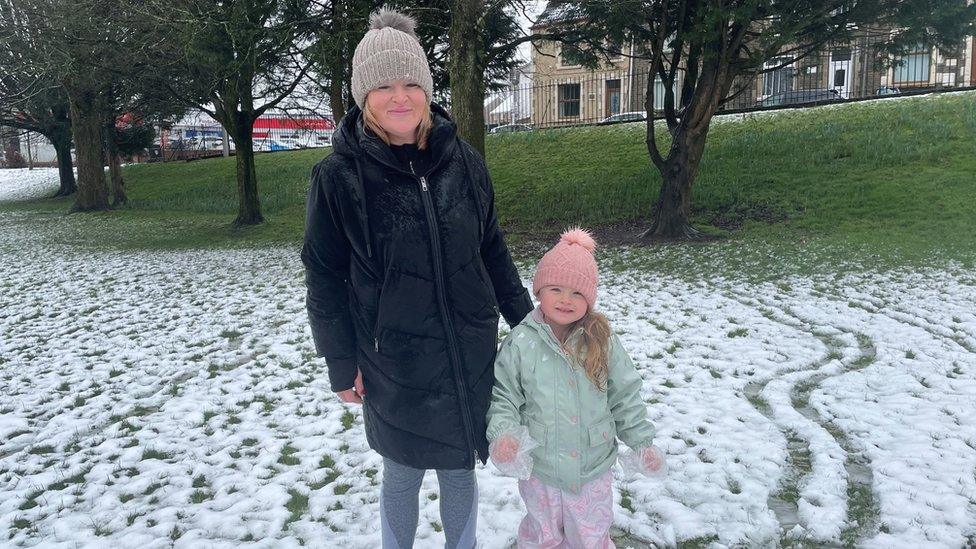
[{"left": 516, "top": 469, "right": 615, "bottom": 549}]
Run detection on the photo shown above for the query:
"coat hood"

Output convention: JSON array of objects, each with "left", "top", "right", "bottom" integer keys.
[{"left": 332, "top": 102, "right": 458, "bottom": 174}]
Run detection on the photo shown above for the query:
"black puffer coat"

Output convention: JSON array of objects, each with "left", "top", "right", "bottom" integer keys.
[{"left": 302, "top": 104, "right": 533, "bottom": 470}]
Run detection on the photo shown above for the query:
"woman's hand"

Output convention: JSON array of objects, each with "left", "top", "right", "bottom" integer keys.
[{"left": 336, "top": 369, "right": 366, "bottom": 404}]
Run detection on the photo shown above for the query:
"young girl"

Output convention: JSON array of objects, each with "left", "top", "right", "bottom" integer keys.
[{"left": 487, "top": 228, "right": 664, "bottom": 548}]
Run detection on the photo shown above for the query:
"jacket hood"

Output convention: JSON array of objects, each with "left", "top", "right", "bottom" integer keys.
[
  {"left": 332, "top": 102, "right": 458, "bottom": 173},
  {"left": 523, "top": 306, "right": 584, "bottom": 349}
]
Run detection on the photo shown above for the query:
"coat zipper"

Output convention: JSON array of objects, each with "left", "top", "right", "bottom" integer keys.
[{"left": 410, "top": 161, "right": 478, "bottom": 467}]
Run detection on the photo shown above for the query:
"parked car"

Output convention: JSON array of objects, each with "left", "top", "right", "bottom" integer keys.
[
  {"left": 875, "top": 86, "right": 901, "bottom": 96},
  {"left": 757, "top": 89, "right": 842, "bottom": 108},
  {"left": 599, "top": 111, "right": 647, "bottom": 124},
  {"left": 490, "top": 123, "right": 533, "bottom": 134}
]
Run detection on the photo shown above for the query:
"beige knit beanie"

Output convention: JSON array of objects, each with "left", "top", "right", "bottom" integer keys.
[{"left": 351, "top": 8, "right": 433, "bottom": 109}]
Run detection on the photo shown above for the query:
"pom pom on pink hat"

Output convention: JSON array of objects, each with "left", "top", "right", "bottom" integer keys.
[{"left": 532, "top": 227, "right": 599, "bottom": 309}]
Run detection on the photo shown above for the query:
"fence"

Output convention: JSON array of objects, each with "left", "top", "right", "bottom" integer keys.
[
  {"left": 6, "top": 35, "right": 973, "bottom": 166},
  {"left": 152, "top": 113, "right": 335, "bottom": 162},
  {"left": 485, "top": 35, "right": 975, "bottom": 131}
]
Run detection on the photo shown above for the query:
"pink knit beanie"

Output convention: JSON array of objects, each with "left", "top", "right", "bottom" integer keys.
[{"left": 532, "top": 228, "right": 599, "bottom": 309}]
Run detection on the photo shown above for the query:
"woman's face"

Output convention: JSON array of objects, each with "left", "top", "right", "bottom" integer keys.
[{"left": 366, "top": 80, "right": 427, "bottom": 145}]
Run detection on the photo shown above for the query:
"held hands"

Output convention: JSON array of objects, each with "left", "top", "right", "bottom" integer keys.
[
  {"left": 336, "top": 369, "right": 366, "bottom": 404},
  {"left": 491, "top": 435, "right": 520, "bottom": 463},
  {"left": 489, "top": 426, "right": 539, "bottom": 480}
]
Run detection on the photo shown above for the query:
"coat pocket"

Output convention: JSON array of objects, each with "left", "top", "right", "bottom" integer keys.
[
  {"left": 587, "top": 417, "right": 617, "bottom": 447},
  {"left": 526, "top": 418, "right": 549, "bottom": 448}
]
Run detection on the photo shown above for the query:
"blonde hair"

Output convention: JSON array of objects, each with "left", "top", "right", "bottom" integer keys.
[
  {"left": 362, "top": 98, "right": 433, "bottom": 150},
  {"left": 567, "top": 310, "right": 613, "bottom": 392}
]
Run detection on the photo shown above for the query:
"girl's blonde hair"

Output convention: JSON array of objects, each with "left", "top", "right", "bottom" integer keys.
[
  {"left": 362, "top": 98, "right": 433, "bottom": 150},
  {"left": 568, "top": 310, "right": 613, "bottom": 392}
]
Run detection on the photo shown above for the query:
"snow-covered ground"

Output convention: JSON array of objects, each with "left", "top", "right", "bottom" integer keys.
[
  {"left": 0, "top": 168, "right": 61, "bottom": 203},
  {"left": 1, "top": 169, "right": 975, "bottom": 548}
]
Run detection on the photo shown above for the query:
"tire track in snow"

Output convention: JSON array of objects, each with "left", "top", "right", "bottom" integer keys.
[
  {"left": 826, "top": 289, "right": 976, "bottom": 356},
  {"left": 728, "top": 286, "right": 880, "bottom": 546}
]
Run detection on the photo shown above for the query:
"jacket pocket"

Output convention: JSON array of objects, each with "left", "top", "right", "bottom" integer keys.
[
  {"left": 526, "top": 418, "right": 549, "bottom": 448},
  {"left": 587, "top": 417, "right": 616, "bottom": 447},
  {"left": 372, "top": 266, "right": 396, "bottom": 352},
  {"left": 474, "top": 260, "right": 498, "bottom": 311}
]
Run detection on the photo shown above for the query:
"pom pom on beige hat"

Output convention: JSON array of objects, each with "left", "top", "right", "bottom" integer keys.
[{"left": 351, "top": 8, "right": 433, "bottom": 108}]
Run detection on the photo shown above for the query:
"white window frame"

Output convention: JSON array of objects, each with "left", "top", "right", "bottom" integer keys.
[
  {"left": 892, "top": 46, "right": 932, "bottom": 85},
  {"left": 557, "top": 82, "right": 581, "bottom": 118},
  {"left": 761, "top": 55, "right": 796, "bottom": 99}
]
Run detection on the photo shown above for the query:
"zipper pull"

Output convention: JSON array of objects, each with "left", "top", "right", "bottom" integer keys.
[
  {"left": 374, "top": 338, "right": 379, "bottom": 352},
  {"left": 409, "top": 161, "right": 428, "bottom": 191}
]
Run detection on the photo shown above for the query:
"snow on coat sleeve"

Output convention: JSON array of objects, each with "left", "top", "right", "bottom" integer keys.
[
  {"left": 469, "top": 146, "right": 533, "bottom": 327},
  {"left": 486, "top": 334, "right": 525, "bottom": 442},
  {"left": 606, "top": 333, "right": 656, "bottom": 450},
  {"left": 301, "top": 161, "right": 358, "bottom": 392}
]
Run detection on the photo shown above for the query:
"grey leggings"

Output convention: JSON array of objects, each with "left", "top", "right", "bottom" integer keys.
[{"left": 380, "top": 457, "right": 478, "bottom": 549}]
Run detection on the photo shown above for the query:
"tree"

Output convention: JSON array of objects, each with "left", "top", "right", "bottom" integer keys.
[
  {"left": 2, "top": 0, "right": 181, "bottom": 207},
  {"left": 563, "top": 0, "right": 976, "bottom": 238},
  {"left": 445, "top": 0, "right": 571, "bottom": 155},
  {"left": 142, "top": 0, "right": 324, "bottom": 226},
  {"left": 0, "top": 1, "right": 76, "bottom": 196},
  {"left": 2, "top": 0, "right": 155, "bottom": 211},
  {"left": 309, "top": 0, "right": 378, "bottom": 124}
]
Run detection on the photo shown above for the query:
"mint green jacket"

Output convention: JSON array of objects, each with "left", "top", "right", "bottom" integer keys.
[{"left": 486, "top": 308, "right": 656, "bottom": 493}]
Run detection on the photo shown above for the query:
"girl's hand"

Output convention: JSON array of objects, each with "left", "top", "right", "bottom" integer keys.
[
  {"left": 491, "top": 435, "right": 520, "bottom": 463},
  {"left": 489, "top": 427, "right": 539, "bottom": 480},
  {"left": 336, "top": 369, "right": 366, "bottom": 405},
  {"left": 640, "top": 445, "right": 665, "bottom": 473},
  {"left": 619, "top": 444, "right": 666, "bottom": 477}
]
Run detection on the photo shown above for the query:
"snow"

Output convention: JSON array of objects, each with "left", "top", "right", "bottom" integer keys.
[
  {"left": 1, "top": 169, "right": 975, "bottom": 547},
  {"left": 0, "top": 168, "right": 61, "bottom": 203}
]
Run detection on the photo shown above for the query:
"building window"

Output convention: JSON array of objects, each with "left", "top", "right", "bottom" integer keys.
[
  {"left": 763, "top": 56, "right": 795, "bottom": 96},
  {"left": 893, "top": 47, "right": 931, "bottom": 84},
  {"left": 558, "top": 83, "right": 581, "bottom": 117},
  {"left": 606, "top": 79, "right": 621, "bottom": 115}
]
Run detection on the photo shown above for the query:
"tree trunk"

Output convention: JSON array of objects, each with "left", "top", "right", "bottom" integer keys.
[
  {"left": 644, "top": 126, "right": 711, "bottom": 239},
  {"left": 67, "top": 90, "right": 109, "bottom": 212},
  {"left": 329, "top": 63, "right": 346, "bottom": 123},
  {"left": 104, "top": 125, "right": 127, "bottom": 206},
  {"left": 230, "top": 119, "right": 263, "bottom": 226},
  {"left": 448, "top": 0, "right": 486, "bottom": 156},
  {"left": 50, "top": 128, "right": 77, "bottom": 197}
]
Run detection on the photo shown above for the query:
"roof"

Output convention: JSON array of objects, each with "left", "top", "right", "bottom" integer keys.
[{"left": 531, "top": 2, "right": 579, "bottom": 30}]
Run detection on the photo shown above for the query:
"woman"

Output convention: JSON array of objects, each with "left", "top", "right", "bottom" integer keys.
[{"left": 301, "top": 8, "right": 532, "bottom": 548}]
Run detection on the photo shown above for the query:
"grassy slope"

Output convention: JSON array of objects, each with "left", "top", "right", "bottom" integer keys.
[
  {"left": 5, "top": 91, "right": 975, "bottom": 260},
  {"left": 486, "top": 92, "right": 976, "bottom": 256}
]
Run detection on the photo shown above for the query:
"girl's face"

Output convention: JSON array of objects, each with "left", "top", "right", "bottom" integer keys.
[
  {"left": 365, "top": 80, "right": 427, "bottom": 145},
  {"left": 538, "top": 285, "right": 588, "bottom": 329}
]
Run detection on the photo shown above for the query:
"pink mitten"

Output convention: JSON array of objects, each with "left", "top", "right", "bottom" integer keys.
[
  {"left": 640, "top": 445, "right": 665, "bottom": 474},
  {"left": 491, "top": 435, "right": 520, "bottom": 463},
  {"left": 619, "top": 443, "right": 667, "bottom": 477},
  {"left": 489, "top": 426, "right": 540, "bottom": 479}
]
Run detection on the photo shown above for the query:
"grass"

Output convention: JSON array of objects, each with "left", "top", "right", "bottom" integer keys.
[
  {"left": 141, "top": 448, "right": 173, "bottom": 461},
  {"left": 278, "top": 443, "right": 300, "bottom": 466},
  {"left": 3, "top": 92, "right": 975, "bottom": 266},
  {"left": 284, "top": 488, "right": 309, "bottom": 528},
  {"left": 49, "top": 469, "right": 88, "bottom": 491}
]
